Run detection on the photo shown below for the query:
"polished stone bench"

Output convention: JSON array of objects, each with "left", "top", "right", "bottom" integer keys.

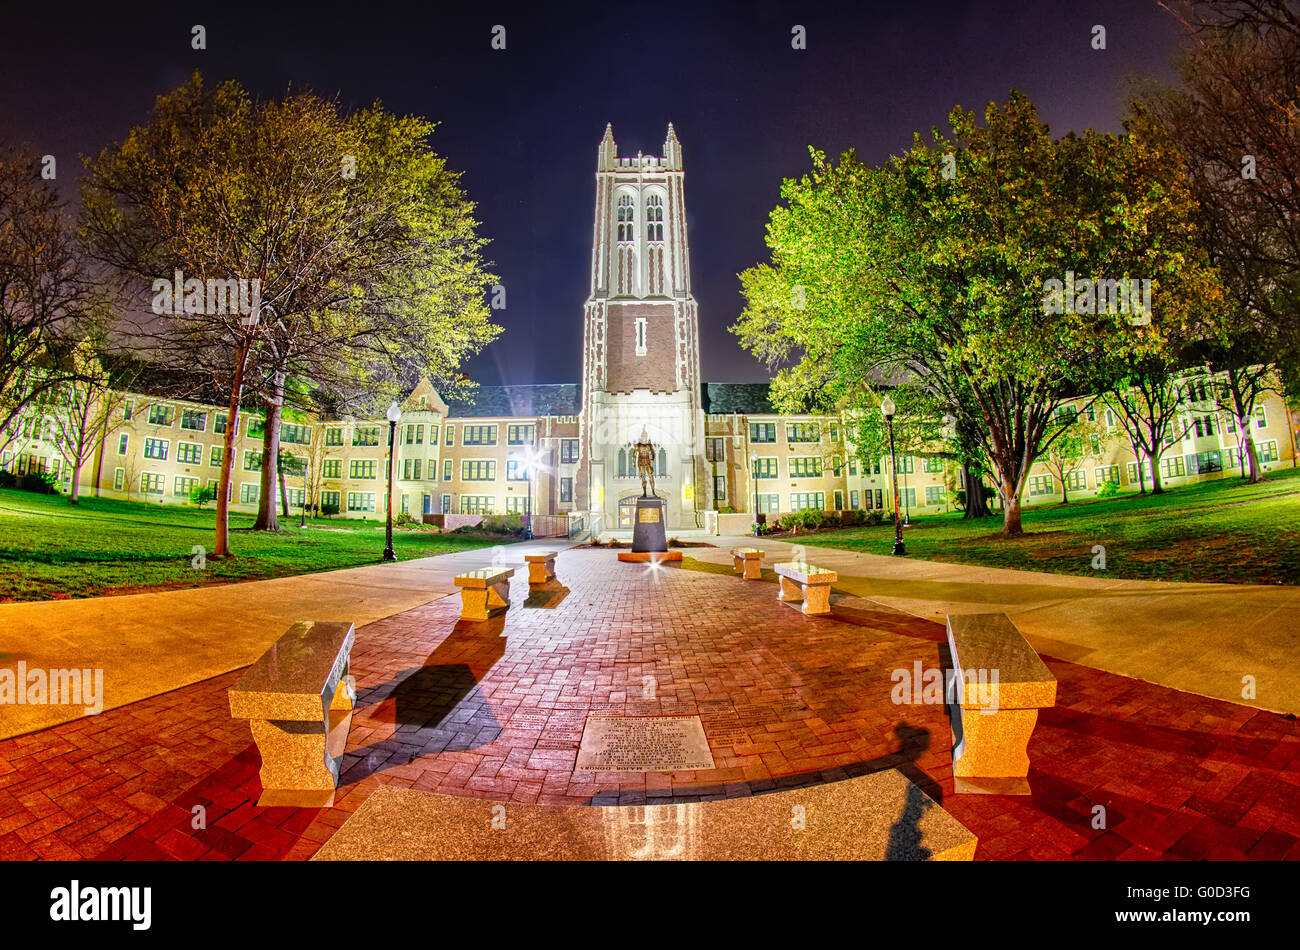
[
  {"left": 731, "top": 546, "right": 765, "bottom": 580},
  {"left": 946, "top": 613, "right": 1057, "bottom": 794},
  {"left": 454, "top": 567, "right": 514, "bottom": 621},
  {"left": 228, "top": 621, "right": 356, "bottom": 808},
  {"left": 313, "top": 768, "right": 977, "bottom": 861},
  {"left": 525, "top": 551, "right": 558, "bottom": 585},
  {"left": 773, "top": 561, "right": 838, "bottom": 615}
]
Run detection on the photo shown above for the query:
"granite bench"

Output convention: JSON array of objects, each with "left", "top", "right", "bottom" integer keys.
[
  {"left": 731, "top": 547, "right": 765, "bottom": 580},
  {"left": 454, "top": 567, "right": 515, "bottom": 621},
  {"left": 228, "top": 620, "right": 356, "bottom": 808},
  {"left": 773, "top": 561, "right": 838, "bottom": 615},
  {"left": 524, "top": 551, "right": 558, "bottom": 585},
  {"left": 946, "top": 613, "right": 1057, "bottom": 794}
]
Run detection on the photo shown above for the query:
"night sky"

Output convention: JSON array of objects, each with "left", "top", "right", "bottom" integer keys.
[{"left": 0, "top": 0, "right": 1185, "bottom": 387}]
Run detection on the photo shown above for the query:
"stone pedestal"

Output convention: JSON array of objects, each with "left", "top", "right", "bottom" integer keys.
[
  {"left": 630, "top": 496, "right": 668, "bottom": 553},
  {"left": 455, "top": 568, "right": 514, "bottom": 621},
  {"left": 525, "top": 552, "right": 557, "bottom": 585}
]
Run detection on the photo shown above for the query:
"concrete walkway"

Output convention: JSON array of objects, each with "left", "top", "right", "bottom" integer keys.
[
  {"left": 0, "top": 541, "right": 573, "bottom": 739},
  {"left": 699, "top": 535, "right": 1300, "bottom": 716}
]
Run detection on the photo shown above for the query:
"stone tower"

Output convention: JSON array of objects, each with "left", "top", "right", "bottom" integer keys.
[{"left": 578, "top": 124, "right": 704, "bottom": 532}]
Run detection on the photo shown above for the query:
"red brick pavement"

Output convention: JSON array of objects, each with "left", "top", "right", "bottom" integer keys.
[{"left": 0, "top": 549, "right": 1296, "bottom": 861}]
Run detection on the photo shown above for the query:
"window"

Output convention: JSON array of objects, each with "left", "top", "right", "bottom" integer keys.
[
  {"left": 147, "top": 405, "right": 172, "bottom": 426},
  {"left": 1126, "top": 460, "right": 1151, "bottom": 484},
  {"left": 790, "top": 456, "right": 822, "bottom": 478},
  {"left": 559, "top": 477, "right": 573, "bottom": 503},
  {"left": 752, "top": 457, "right": 778, "bottom": 479},
  {"left": 925, "top": 485, "right": 945, "bottom": 505},
  {"left": 353, "top": 426, "right": 380, "bottom": 446},
  {"left": 1161, "top": 456, "right": 1186, "bottom": 479},
  {"left": 829, "top": 424, "right": 840, "bottom": 443},
  {"left": 645, "top": 194, "right": 664, "bottom": 241},
  {"left": 705, "top": 438, "right": 725, "bottom": 462},
  {"left": 634, "top": 317, "right": 647, "bottom": 355},
  {"left": 463, "top": 425, "right": 498, "bottom": 446},
  {"left": 507, "top": 424, "right": 534, "bottom": 445},
  {"left": 349, "top": 459, "right": 377, "bottom": 480},
  {"left": 174, "top": 476, "right": 198, "bottom": 498},
  {"left": 240, "top": 483, "right": 259, "bottom": 504},
  {"left": 505, "top": 496, "right": 531, "bottom": 515},
  {"left": 281, "top": 423, "right": 311, "bottom": 445},
  {"left": 177, "top": 442, "right": 203, "bottom": 465},
  {"left": 1028, "top": 474, "right": 1055, "bottom": 496},
  {"left": 320, "top": 490, "right": 340, "bottom": 510},
  {"left": 123, "top": 401, "right": 133, "bottom": 421},
  {"left": 117, "top": 434, "right": 129, "bottom": 456},
  {"left": 462, "top": 460, "right": 496, "bottom": 481},
  {"left": 445, "top": 425, "right": 454, "bottom": 446},
  {"left": 402, "top": 458, "right": 423, "bottom": 480},
  {"left": 1190, "top": 450, "right": 1222, "bottom": 474},
  {"left": 143, "top": 438, "right": 169, "bottom": 461},
  {"left": 287, "top": 488, "right": 306, "bottom": 509},
  {"left": 833, "top": 489, "right": 844, "bottom": 510},
  {"left": 1255, "top": 406, "right": 1268, "bottom": 429},
  {"left": 180, "top": 409, "right": 206, "bottom": 431},
  {"left": 897, "top": 456, "right": 915, "bottom": 474},
  {"left": 347, "top": 492, "right": 376, "bottom": 512},
  {"left": 404, "top": 424, "right": 425, "bottom": 445},
  {"left": 322, "top": 459, "right": 341, "bottom": 479},
  {"left": 900, "top": 487, "right": 916, "bottom": 510},
  {"left": 428, "top": 425, "right": 439, "bottom": 444},
  {"left": 849, "top": 459, "right": 858, "bottom": 476},
  {"left": 459, "top": 495, "right": 494, "bottom": 514},
  {"left": 210, "top": 445, "right": 223, "bottom": 468},
  {"left": 850, "top": 490, "right": 859, "bottom": 509},
  {"left": 786, "top": 422, "right": 820, "bottom": 443},
  {"left": 141, "top": 473, "right": 164, "bottom": 494},
  {"left": 616, "top": 193, "right": 635, "bottom": 242},
  {"left": 244, "top": 450, "right": 262, "bottom": 471},
  {"left": 1090, "top": 434, "right": 1102, "bottom": 456},
  {"left": 713, "top": 475, "right": 727, "bottom": 504},
  {"left": 325, "top": 428, "right": 344, "bottom": 446},
  {"left": 247, "top": 416, "right": 265, "bottom": 438},
  {"left": 923, "top": 456, "right": 944, "bottom": 473},
  {"left": 506, "top": 460, "right": 529, "bottom": 481},
  {"left": 214, "top": 413, "right": 227, "bottom": 435},
  {"left": 755, "top": 493, "right": 781, "bottom": 513},
  {"left": 443, "top": 459, "right": 453, "bottom": 481},
  {"left": 749, "top": 423, "right": 777, "bottom": 443},
  {"left": 561, "top": 439, "right": 579, "bottom": 464},
  {"left": 873, "top": 489, "right": 884, "bottom": 509},
  {"left": 1095, "top": 465, "right": 1121, "bottom": 487},
  {"left": 1064, "top": 470, "right": 1087, "bottom": 491},
  {"left": 112, "top": 468, "right": 124, "bottom": 491},
  {"left": 1259, "top": 439, "right": 1279, "bottom": 463},
  {"left": 790, "top": 491, "right": 825, "bottom": 511}
]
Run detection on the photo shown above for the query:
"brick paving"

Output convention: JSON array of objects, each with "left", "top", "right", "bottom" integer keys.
[{"left": 0, "top": 548, "right": 1296, "bottom": 861}]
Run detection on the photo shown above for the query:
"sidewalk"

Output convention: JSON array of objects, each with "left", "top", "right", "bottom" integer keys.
[
  {"left": 0, "top": 541, "right": 571, "bottom": 739},
  {"left": 698, "top": 535, "right": 1300, "bottom": 716}
]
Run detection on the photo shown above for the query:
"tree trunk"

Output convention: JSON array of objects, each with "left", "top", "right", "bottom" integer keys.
[
  {"left": 960, "top": 462, "right": 992, "bottom": 518},
  {"left": 1000, "top": 475, "right": 1024, "bottom": 536},
  {"left": 1244, "top": 433, "right": 1264, "bottom": 483},
  {"left": 214, "top": 346, "right": 249, "bottom": 558},
  {"left": 1147, "top": 451, "right": 1164, "bottom": 493},
  {"left": 279, "top": 466, "right": 289, "bottom": 518},
  {"left": 68, "top": 462, "right": 82, "bottom": 503},
  {"left": 1060, "top": 477, "right": 1069, "bottom": 505},
  {"left": 253, "top": 371, "right": 285, "bottom": 531}
]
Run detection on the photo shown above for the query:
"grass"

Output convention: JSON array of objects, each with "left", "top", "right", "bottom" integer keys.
[
  {"left": 0, "top": 490, "right": 500, "bottom": 601},
  {"left": 784, "top": 466, "right": 1300, "bottom": 585}
]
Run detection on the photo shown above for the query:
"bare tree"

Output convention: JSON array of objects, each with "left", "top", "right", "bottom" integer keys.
[{"left": 46, "top": 339, "right": 135, "bottom": 502}]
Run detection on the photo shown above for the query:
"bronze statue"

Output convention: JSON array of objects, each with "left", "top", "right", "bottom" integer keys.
[{"left": 633, "top": 429, "right": 656, "bottom": 497}]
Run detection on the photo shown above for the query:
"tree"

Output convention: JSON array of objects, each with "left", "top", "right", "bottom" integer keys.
[
  {"left": 1104, "top": 357, "right": 1193, "bottom": 494},
  {"left": 81, "top": 74, "right": 498, "bottom": 551},
  {"left": 46, "top": 337, "right": 135, "bottom": 503},
  {"left": 1190, "top": 333, "right": 1279, "bottom": 483},
  {"left": 734, "top": 93, "right": 1221, "bottom": 535},
  {"left": 1138, "top": 0, "right": 1300, "bottom": 397},
  {"left": 1038, "top": 404, "right": 1106, "bottom": 504},
  {"left": 1, "top": 145, "right": 101, "bottom": 439}
]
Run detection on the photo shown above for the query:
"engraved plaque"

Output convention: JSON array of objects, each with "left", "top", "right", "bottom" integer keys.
[
  {"left": 577, "top": 716, "right": 716, "bottom": 772},
  {"left": 637, "top": 507, "right": 660, "bottom": 524}
]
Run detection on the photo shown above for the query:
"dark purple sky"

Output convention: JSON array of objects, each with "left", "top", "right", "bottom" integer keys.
[{"left": 0, "top": 0, "right": 1185, "bottom": 386}]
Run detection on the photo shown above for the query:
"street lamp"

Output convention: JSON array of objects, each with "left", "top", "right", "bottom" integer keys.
[
  {"left": 511, "top": 445, "right": 542, "bottom": 540},
  {"left": 382, "top": 401, "right": 401, "bottom": 562},
  {"left": 881, "top": 396, "right": 906, "bottom": 556}
]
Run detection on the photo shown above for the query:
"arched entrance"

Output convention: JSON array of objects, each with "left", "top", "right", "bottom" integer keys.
[{"left": 617, "top": 494, "right": 641, "bottom": 529}]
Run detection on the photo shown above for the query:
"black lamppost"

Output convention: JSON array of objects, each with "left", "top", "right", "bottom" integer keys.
[
  {"left": 882, "top": 396, "right": 906, "bottom": 556},
  {"left": 382, "top": 401, "right": 400, "bottom": 562}
]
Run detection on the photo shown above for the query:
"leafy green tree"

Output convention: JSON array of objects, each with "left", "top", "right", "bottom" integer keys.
[
  {"left": 1037, "top": 403, "right": 1106, "bottom": 504},
  {"left": 734, "top": 92, "right": 1221, "bottom": 535}
]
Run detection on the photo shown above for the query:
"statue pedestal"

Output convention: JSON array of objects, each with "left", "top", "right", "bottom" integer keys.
[{"left": 617, "top": 496, "right": 682, "bottom": 563}]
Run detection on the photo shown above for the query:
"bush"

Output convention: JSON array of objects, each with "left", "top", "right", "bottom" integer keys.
[
  {"left": 478, "top": 512, "right": 527, "bottom": 537},
  {"left": 319, "top": 501, "right": 340, "bottom": 517},
  {"left": 17, "top": 472, "right": 58, "bottom": 494},
  {"left": 865, "top": 509, "right": 885, "bottom": 526},
  {"left": 189, "top": 484, "right": 216, "bottom": 508},
  {"left": 0, "top": 470, "right": 15, "bottom": 489},
  {"left": 393, "top": 511, "right": 419, "bottom": 527},
  {"left": 788, "top": 508, "right": 826, "bottom": 530},
  {"left": 1096, "top": 478, "right": 1121, "bottom": 498}
]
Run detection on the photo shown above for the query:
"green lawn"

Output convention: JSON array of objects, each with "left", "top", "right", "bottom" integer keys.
[
  {"left": 0, "top": 490, "right": 499, "bottom": 601},
  {"left": 789, "top": 467, "right": 1300, "bottom": 585}
]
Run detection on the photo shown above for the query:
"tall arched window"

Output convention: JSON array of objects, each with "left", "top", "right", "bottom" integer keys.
[
  {"left": 646, "top": 194, "right": 664, "bottom": 242},
  {"left": 657, "top": 447, "right": 667, "bottom": 476},
  {"left": 616, "top": 194, "right": 635, "bottom": 243},
  {"left": 618, "top": 447, "right": 627, "bottom": 477}
]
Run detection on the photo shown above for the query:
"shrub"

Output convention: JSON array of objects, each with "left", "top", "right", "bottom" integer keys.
[
  {"left": 0, "top": 470, "right": 16, "bottom": 489},
  {"left": 189, "top": 484, "right": 216, "bottom": 508},
  {"left": 1096, "top": 479, "right": 1121, "bottom": 498},
  {"left": 865, "top": 509, "right": 885, "bottom": 526},
  {"left": 479, "top": 512, "right": 526, "bottom": 537},
  {"left": 393, "top": 511, "right": 419, "bottom": 527},
  {"left": 17, "top": 472, "right": 58, "bottom": 494},
  {"left": 319, "top": 501, "right": 340, "bottom": 517}
]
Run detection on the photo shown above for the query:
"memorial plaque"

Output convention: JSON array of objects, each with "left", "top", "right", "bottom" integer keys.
[
  {"left": 637, "top": 507, "right": 660, "bottom": 524},
  {"left": 577, "top": 716, "right": 716, "bottom": 772}
]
